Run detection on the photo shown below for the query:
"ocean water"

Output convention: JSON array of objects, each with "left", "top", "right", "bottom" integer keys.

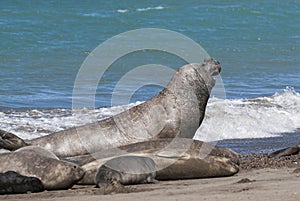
[{"left": 0, "top": 0, "right": 299, "bottom": 152}]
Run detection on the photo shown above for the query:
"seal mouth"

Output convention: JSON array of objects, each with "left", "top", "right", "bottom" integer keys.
[
  {"left": 212, "top": 61, "right": 221, "bottom": 77},
  {"left": 203, "top": 57, "right": 221, "bottom": 77}
]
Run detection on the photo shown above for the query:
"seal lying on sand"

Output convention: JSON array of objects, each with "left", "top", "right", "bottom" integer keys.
[
  {"left": 268, "top": 143, "right": 300, "bottom": 158},
  {"left": 77, "top": 138, "right": 239, "bottom": 185},
  {"left": 0, "top": 146, "right": 84, "bottom": 190},
  {"left": 67, "top": 138, "right": 239, "bottom": 166},
  {"left": 0, "top": 58, "right": 221, "bottom": 157},
  {"left": 95, "top": 156, "right": 157, "bottom": 188},
  {"left": 0, "top": 171, "right": 44, "bottom": 194}
]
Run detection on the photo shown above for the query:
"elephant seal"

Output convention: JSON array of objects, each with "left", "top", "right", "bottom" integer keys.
[
  {"left": 0, "top": 146, "right": 84, "bottom": 190},
  {"left": 72, "top": 138, "right": 239, "bottom": 166},
  {"left": 0, "top": 171, "right": 44, "bottom": 194},
  {"left": 268, "top": 143, "right": 300, "bottom": 158},
  {"left": 77, "top": 138, "right": 239, "bottom": 185},
  {"left": 0, "top": 57, "right": 221, "bottom": 157},
  {"left": 95, "top": 156, "right": 157, "bottom": 189},
  {"left": 154, "top": 152, "right": 239, "bottom": 180}
]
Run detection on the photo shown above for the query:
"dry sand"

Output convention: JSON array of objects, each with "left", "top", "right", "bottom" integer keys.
[{"left": 1, "top": 167, "right": 299, "bottom": 201}]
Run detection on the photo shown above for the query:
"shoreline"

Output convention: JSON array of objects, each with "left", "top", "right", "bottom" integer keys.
[
  {"left": 1, "top": 167, "right": 299, "bottom": 201},
  {"left": 1, "top": 153, "right": 299, "bottom": 201}
]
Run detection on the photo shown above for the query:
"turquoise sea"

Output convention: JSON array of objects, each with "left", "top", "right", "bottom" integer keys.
[{"left": 0, "top": 0, "right": 299, "bottom": 152}]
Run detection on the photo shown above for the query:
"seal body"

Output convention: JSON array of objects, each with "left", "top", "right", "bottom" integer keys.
[
  {"left": 0, "top": 146, "right": 84, "bottom": 190},
  {"left": 0, "top": 58, "right": 221, "bottom": 157},
  {"left": 154, "top": 154, "right": 239, "bottom": 180},
  {"left": 0, "top": 171, "right": 44, "bottom": 194},
  {"left": 78, "top": 139, "right": 239, "bottom": 185},
  {"left": 95, "top": 155, "right": 157, "bottom": 188},
  {"left": 268, "top": 143, "right": 300, "bottom": 158}
]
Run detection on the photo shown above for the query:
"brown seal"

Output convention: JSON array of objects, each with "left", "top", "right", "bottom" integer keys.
[
  {"left": 0, "top": 58, "right": 221, "bottom": 157},
  {"left": 268, "top": 143, "right": 300, "bottom": 158},
  {"left": 77, "top": 138, "right": 239, "bottom": 185},
  {"left": 95, "top": 155, "right": 157, "bottom": 188},
  {"left": 0, "top": 146, "right": 84, "bottom": 190}
]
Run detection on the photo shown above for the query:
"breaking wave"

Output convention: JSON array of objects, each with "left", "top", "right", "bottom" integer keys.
[{"left": 0, "top": 87, "right": 299, "bottom": 142}]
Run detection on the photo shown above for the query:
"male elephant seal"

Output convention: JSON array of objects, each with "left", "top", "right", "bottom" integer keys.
[
  {"left": 0, "top": 146, "right": 84, "bottom": 190},
  {"left": 0, "top": 171, "right": 44, "bottom": 194},
  {"left": 77, "top": 138, "right": 239, "bottom": 185},
  {"left": 95, "top": 156, "right": 157, "bottom": 188},
  {"left": 0, "top": 57, "right": 221, "bottom": 157}
]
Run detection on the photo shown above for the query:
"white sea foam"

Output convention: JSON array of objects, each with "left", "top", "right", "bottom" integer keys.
[
  {"left": 116, "top": 6, "right": 164, "bottom": 13},
  {"left": 0, "top": 88, "right": 299, "bottom": 141},
  {"left": 81, "top": 13, "right": 111, "bottom": 17},
  {"left": 117, "top": 9, "right": 128, "bottom": 13},
  {"left": 136, "top": 6, "right": 164, "bottom": 12},
  {"left": 195, "top": 87, "right": 300, "bottom": 141},
  {"left": 0, "top": 102, "right": 142, "bottom": 140}
]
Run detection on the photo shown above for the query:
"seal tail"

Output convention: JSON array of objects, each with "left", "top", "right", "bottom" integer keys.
[{"left": 0, "top": 129, "right": 28, "bottom": 151}]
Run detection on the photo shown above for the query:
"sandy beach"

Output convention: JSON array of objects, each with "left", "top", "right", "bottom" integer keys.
[{"left": 1, "top": 166, "right": 299, "bottom": 201}]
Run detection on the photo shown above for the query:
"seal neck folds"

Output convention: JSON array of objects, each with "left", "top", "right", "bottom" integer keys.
[{"left": 155, "top": 57, "right": 221, "bottom": 139}]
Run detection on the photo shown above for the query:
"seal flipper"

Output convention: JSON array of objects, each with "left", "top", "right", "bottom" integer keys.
[{"left": 0, "top": 129, "right": 28, "bottom": 151}]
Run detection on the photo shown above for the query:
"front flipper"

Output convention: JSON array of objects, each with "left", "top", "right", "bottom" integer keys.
[{"left": 0, "top": 129, "right": 28, "bottom": 151}]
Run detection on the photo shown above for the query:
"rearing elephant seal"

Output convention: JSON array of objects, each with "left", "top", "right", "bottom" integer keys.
[{"left": 0, "top": 58, "right": 221, "bottom": 157}]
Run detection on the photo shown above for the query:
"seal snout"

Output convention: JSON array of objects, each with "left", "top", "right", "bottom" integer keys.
[
  {"left": 203, "top": 57, "right": 221, "bottom": 76},
  {"left": 213, "top": 60, "right": 221, "bottom": 76},
  {"left": 73, "top": 165, "right": 85, "bottom": 181}
]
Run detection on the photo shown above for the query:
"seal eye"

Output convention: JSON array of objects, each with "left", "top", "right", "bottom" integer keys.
[{"left": 73, "top": 166, "right": 77, "bottom": 169}]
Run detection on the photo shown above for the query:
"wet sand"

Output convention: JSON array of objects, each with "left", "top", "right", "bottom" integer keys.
[{"left": 1, "top": 154, "right": 299, "bottom": 201}]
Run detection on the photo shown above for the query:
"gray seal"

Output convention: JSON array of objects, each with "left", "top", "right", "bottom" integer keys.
[
  {"left": 77, "top": 138, "right": 239, "bottom": 185},
  {"left": 0, "top": 146, "right": 84, "bottom": 190},
  {"left": 268, "top": 143, "right": 300, "bottom": 158},
  {"left": 0, "top": 58, "right": 221, "bottom": 157},
  {"left": 0, "top": 171, "right": 44, "bottom": 194},
  {"left": 95, "top": 155, "right": 157, "bottom": 189}
]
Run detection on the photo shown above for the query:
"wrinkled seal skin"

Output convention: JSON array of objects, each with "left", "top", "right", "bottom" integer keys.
[
  {"left": 95, "top": 156, "right": 157, "bottom": 188},
  {"left": 0, "top": 146, "right": 84, "bottom": 190},
  {"left": 0, "top": 58, "right": 221, "bottom": 157},
  {"left": 77, "top": 138, "right": 239, "bottom": 185},
  {"left": 0, "top": 171, "right": 44, "bottom": 194}
]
